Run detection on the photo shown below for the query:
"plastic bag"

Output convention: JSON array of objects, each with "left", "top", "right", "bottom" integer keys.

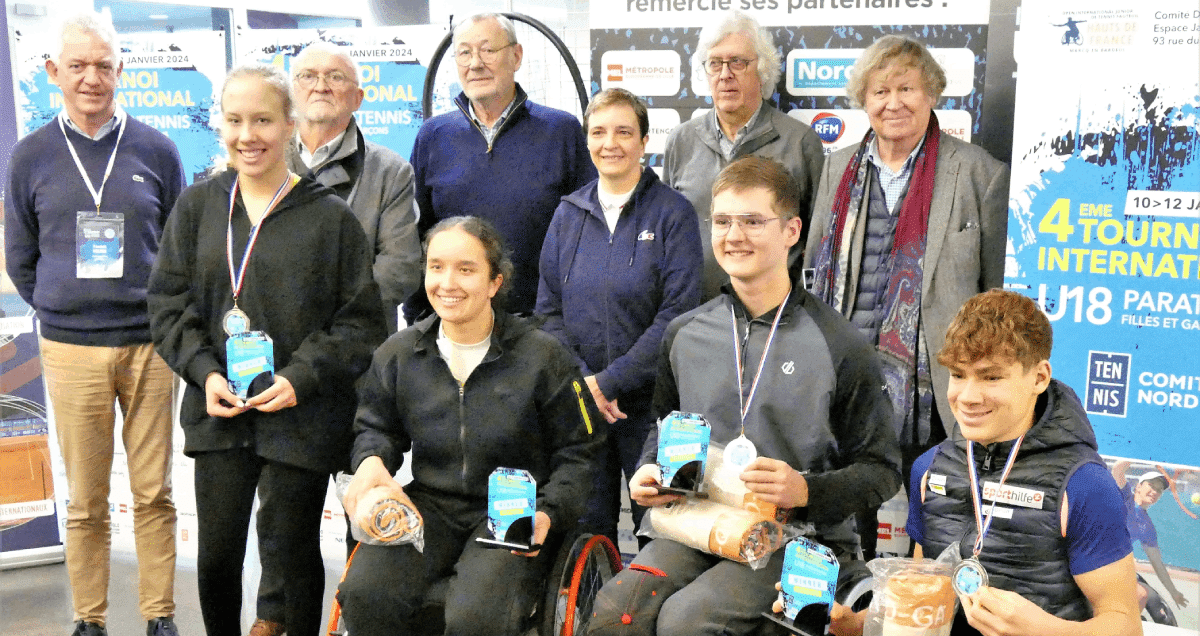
[
  {"left": 334, "top": 472, "right": 425, "bottom": 551},
  {"left": 863, "top": 555, "right": 958, "bottom": 636},
  {"left": 640, "top": 444, "right": 796, "bottom": 569}
]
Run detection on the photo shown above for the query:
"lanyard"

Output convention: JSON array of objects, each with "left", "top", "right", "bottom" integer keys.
[
  {"left": 58, "top": 112, "right": 127, "bottom": 213},
  {"left": 729, "top": 290, "right": 790, "bottom": 436},
  {"left": 226, "top": 174, "right": 294, "bottom": 304},
  {"left": 965, "top": 436, "right": 1025, "bottom": 557}
]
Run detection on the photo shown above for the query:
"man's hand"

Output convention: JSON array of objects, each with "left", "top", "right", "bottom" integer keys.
[
  {"left": 740, "top": 457, "right": 809, "bottom": 509},
  {"left": 585, "top": 375, "right": 626, "bottom": 424},
  {"left": 244, "top": 374, "right": 297, "bottom": 412},
  {"left": 512, "top": 511, "right": 551, "bottom": 557},
  {"left": 629, "top": 463, "right": 683, "bottom": 508},
  {"left": 343, "top": 456, "right": 400, "bottom": 520},
  {"left": 205, "top": 372, "right": 247, "bottom": 417}
]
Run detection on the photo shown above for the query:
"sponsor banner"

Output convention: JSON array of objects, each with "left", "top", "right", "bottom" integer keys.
[
  {"left": 590, "top": 1, "right": 989, "bottom": 30},
  {"left": 789, "top": 108, "right": 973, "bottom": 154},
  {"left": 591, "top": 17, "right": 991, "bottom": 167},
  {"left": 240, "top": 27, "right": 445, "bottom": 161},
  {"left": 12, "top": 30, "right": 225, "bottom": 183},
  {"left": 1007, "top": 2, "right": 1199, "bottom": 627},
  {"left": 646, "top": 108, "right": 681, "bottom": 156}
]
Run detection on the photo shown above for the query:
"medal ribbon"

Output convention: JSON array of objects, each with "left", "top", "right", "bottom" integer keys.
[
  {"left": 965, "top": 436, "right": 1025, "bottom": 557},
  {"left": 226, "top": 173, "right": 295, "bottom": 304},
  {"left": 58, "top": 111, "right": 128, "bottom": 212},
  {"left": 729, "top": 290, "right": 791, "bottom": 437}
]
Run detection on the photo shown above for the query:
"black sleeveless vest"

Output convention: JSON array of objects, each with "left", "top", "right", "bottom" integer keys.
[{"left": 922, "top": 380, "right": 1101, "bottom": 623}]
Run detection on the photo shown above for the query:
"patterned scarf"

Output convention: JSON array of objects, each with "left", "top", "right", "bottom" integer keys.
[{"left": 812, "top": 113, "right": 942, "bottom": 448}]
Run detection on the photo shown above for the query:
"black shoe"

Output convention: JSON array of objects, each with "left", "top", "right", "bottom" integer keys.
[
  {"left": 147, "top": 617, "right": 180, "bottom": 636},
  {"left": 71, "top": 622, "right": 107, "bottom": 636}
]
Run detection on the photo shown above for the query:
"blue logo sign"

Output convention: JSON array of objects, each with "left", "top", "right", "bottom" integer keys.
[
  {"left": 1085, "top": 351, "right": 1130, "bottom": 417},
  {"left": 810, "top": 112, "right": 845, "bottom": 144},
  {"left": 791, "top": 57, "right": 856, "bottom": 91}
]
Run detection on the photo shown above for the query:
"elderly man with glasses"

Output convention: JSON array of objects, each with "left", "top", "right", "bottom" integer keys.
[
  {"left": 287, "top": 41, "right": 421, "bottom": 334},
  {"left": 405, "top": 12, "right": 595, "bottom": 322},
  {"left": 664, "top": 9, "right": 824, "bottom": 300}
]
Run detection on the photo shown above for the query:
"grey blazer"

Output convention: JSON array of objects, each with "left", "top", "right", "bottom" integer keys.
[{"left": 802, "top": 133, "right": 1010, "bottom": 432}]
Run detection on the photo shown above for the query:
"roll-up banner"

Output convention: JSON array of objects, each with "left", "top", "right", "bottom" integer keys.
[
  {"left": 1006, "top": 2, "right": 1199, "bottom": 629},
  {"left": 5, "top": 30, "right": 226, "bottom": 564},
  {"left": 589, "top": 2, "right": 992, "bottom": 164}
]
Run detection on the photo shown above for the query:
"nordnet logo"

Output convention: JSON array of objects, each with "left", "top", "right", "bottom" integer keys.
[{"left": 786, "top": 49, "right": 863, "bottom": 96}]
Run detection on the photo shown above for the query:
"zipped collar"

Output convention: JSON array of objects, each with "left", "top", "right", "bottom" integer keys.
[
  {"left": 454, "top": 84, "right": 530, "bottom": 154},
  {"left": 558, "top": 167, "right": 662, "bottom": 282},
  {"left": 215, "top": 169, "right": 329, "bottom": 218},
  {"left": 411, "top": 310, "right": 537, "bottom": 359}
]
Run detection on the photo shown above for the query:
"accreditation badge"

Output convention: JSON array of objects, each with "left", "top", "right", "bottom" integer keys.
[
  {"left": 226, "top": 331, "right": 274, "bottom": 399},
  {"left": 76, "top": 211, "right": 124, "bottom": 278}
]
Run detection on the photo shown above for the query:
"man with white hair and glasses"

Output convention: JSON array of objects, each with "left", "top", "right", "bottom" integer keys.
[
  {"left": 406, "top": 12, "right": 594, "bottom": 321},
  {"left": 287, "top": 42, "right": 421, "bottom": 333},
  {"left": 664, "top": 9, "right": 824, "bottom": 300}
]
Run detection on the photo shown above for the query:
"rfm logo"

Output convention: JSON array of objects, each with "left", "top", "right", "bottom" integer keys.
[{"left": 810, "top": 112, "right": 845, "bottom": 144}]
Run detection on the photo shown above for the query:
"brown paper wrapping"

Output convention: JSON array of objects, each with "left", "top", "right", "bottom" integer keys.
[
  {"left": 354, "top": 485, "right": 423, "bottom": 543},
  {"left": 880, "top": 572, "right": 955, "bottom": 636}
]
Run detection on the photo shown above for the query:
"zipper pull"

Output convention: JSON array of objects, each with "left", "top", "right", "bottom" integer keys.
[
  {"left": 572, "top": 380, "right": 594, "bottom": 435},
  {"left": 982, "top": 445, "right": 995, "bottom": 472}
]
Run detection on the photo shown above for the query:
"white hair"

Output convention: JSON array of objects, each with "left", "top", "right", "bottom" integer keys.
[
  {"left": 294, "top": 41, "right": 361, "bottom": 87},
  {"left": 57, "top": 12, "right": 120, "bottom": 61},
  {"left": 452, "top": 13, "right": 519, "bottom": 46},
  {"left": 695, "top": 10, "right": 780, "bottom": 100}
]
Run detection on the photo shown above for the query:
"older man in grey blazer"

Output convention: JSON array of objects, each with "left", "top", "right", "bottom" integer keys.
[{"left": 803, "top": 35, "right": 1009, "bottom": 536}]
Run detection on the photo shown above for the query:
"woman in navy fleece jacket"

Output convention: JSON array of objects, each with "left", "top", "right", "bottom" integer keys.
[{"left": 537, "top": 89, "right": 704, "bottom": 545}]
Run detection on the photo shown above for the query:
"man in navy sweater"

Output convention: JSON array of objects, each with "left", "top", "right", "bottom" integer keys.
[
  {"left": 407, "top": 12, "right": 595, "bottom": 320},
  {"left": 5, "top": 12, "right": 185, "bottom": 636}
]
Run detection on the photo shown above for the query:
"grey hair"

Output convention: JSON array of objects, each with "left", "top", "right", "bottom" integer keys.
[
  {"left": 845, "top": 35, "right": 947, "bottom": 109},
  {"left": 57, "top": 12, "right": 120, "bottom": 61},
  {"left": 695, "top": 10, "right": 780, "bottom": 100},
  {"left": 293, "top": 41, "right": 361, "bottom": 87},
  {"left": 452, "top": 13, "right": 519, "bottom": 47}
]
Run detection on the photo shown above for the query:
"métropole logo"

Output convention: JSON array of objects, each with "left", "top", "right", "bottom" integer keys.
[
  {"left": 607, "top": 63, "right": 623, "bottom": 82},
  {"left": 600, "top": 50, "right": 681, "bottom": 96},
  {"left": 810, "top": 112, "right": 846, "bottom": 144}
]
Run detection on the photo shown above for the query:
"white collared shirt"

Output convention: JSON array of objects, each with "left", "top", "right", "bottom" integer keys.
[
  {"left": 300, "top": 129, "right": 348, "bottom": 168},
  {"left": 59, "top": 108, "right": 125, "bottom": 141}
]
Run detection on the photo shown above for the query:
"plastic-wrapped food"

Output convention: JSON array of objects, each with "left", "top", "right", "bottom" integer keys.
[
  {"left": 864, "top": 557, "right": 957, "bottom": 636},
  {"left": 335, "top": 473, "right": 425, "bottom": 551}
]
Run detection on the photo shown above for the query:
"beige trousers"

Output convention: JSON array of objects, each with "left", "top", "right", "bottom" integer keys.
[{"left": 40, "top": 338, "right": 177, "bottom": 624}]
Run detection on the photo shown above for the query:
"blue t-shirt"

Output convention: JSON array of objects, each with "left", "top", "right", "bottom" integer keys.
[
  {"left": 907, "top": 447, "right": 1131, "bottom": 576},
  {"left": 1120, "top": 480, "right": 1159, "bottom": 548}
]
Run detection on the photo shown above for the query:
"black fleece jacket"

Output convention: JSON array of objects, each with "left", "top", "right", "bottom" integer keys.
[{"left": 149, "top": 170, "right": 386, "bottom": 472}]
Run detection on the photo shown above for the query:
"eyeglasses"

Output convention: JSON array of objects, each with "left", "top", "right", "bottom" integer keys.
[
  {"left": 294, "top": 70, "right": 353, "bottom": 89},
  {"left": 454, "top": 42, "right": 515, "bottom": 67},
  {"left": 709, "top": 214, "right": 784, "bottom": 237},
  {"left": 704, "top": 57, "right": 757, "bottom": 75}
]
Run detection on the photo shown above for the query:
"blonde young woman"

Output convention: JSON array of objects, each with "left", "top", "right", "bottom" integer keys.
[{"left": 148, "top": 63, "right": 385, "bottom": 636}]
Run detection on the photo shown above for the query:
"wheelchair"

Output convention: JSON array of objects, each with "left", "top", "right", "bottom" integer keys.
[{"left": 326, "top": 531, "right": 624, "bottom": 636}]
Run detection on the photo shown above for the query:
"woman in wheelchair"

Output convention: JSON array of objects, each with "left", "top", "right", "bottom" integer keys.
[{"left": 337, "top": 216, "right": 606, "bottom": 636}]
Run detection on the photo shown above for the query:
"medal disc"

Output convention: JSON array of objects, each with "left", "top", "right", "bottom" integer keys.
[
  {"left": 725, "top": 435, "right": 758, "bottom": 469},
  {"left": 952, "top": 557, "right": 989, "bottom": 596},
  {"left": 223, "top": 307, "right": 251, "bottom": 336}
]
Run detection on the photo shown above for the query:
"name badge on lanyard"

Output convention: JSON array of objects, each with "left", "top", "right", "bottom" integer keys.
[{"left": 76, "top": 211, "right": 124, "bottom": 278}]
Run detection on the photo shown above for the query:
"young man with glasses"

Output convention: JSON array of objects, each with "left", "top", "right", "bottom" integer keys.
[
  {"left": 406, "top": 12, "right": 594, "bottom": 320},
  {"left": 286, "top": 42, "right": 421, "bottom": 334},
  {"left": 663, "top": 10, "right": 825, "bottom": 300},
  {"left": 587, "top": 157, "right": 900, "bottom": 636}
]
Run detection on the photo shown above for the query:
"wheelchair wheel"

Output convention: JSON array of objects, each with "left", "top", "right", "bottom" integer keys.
[{"left": 541, "top": 534, "right": 623, "bottom": 636}]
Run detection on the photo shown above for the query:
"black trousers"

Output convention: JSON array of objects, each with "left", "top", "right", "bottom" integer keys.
[
  {"left": 193, "top": 448, "right": 329, "bottom": 636},
  {"left": 337, "top": 486, "right": 557, "bottom": 636}
]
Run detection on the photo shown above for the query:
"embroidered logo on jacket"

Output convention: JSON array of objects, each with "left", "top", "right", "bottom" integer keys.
[
  {"left": 132, "top": 174, "right": 145, "bottom": 182},
  {"left": 637, "top": 230, "right": 655, "bottom": 241},
  {"left": 781, "top": 361, "right": 795, "bottom": 375}
]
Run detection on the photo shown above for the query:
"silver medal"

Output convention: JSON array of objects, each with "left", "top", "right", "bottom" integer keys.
[
  {"left": 952, "top": 557, "right": 989, "bottom": 596},
  {"left": 223, "top": 307, "right": 251, "bottom": 336},
  {"left": 725, "top": 435, "right": 758, "bottom": 469}
]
